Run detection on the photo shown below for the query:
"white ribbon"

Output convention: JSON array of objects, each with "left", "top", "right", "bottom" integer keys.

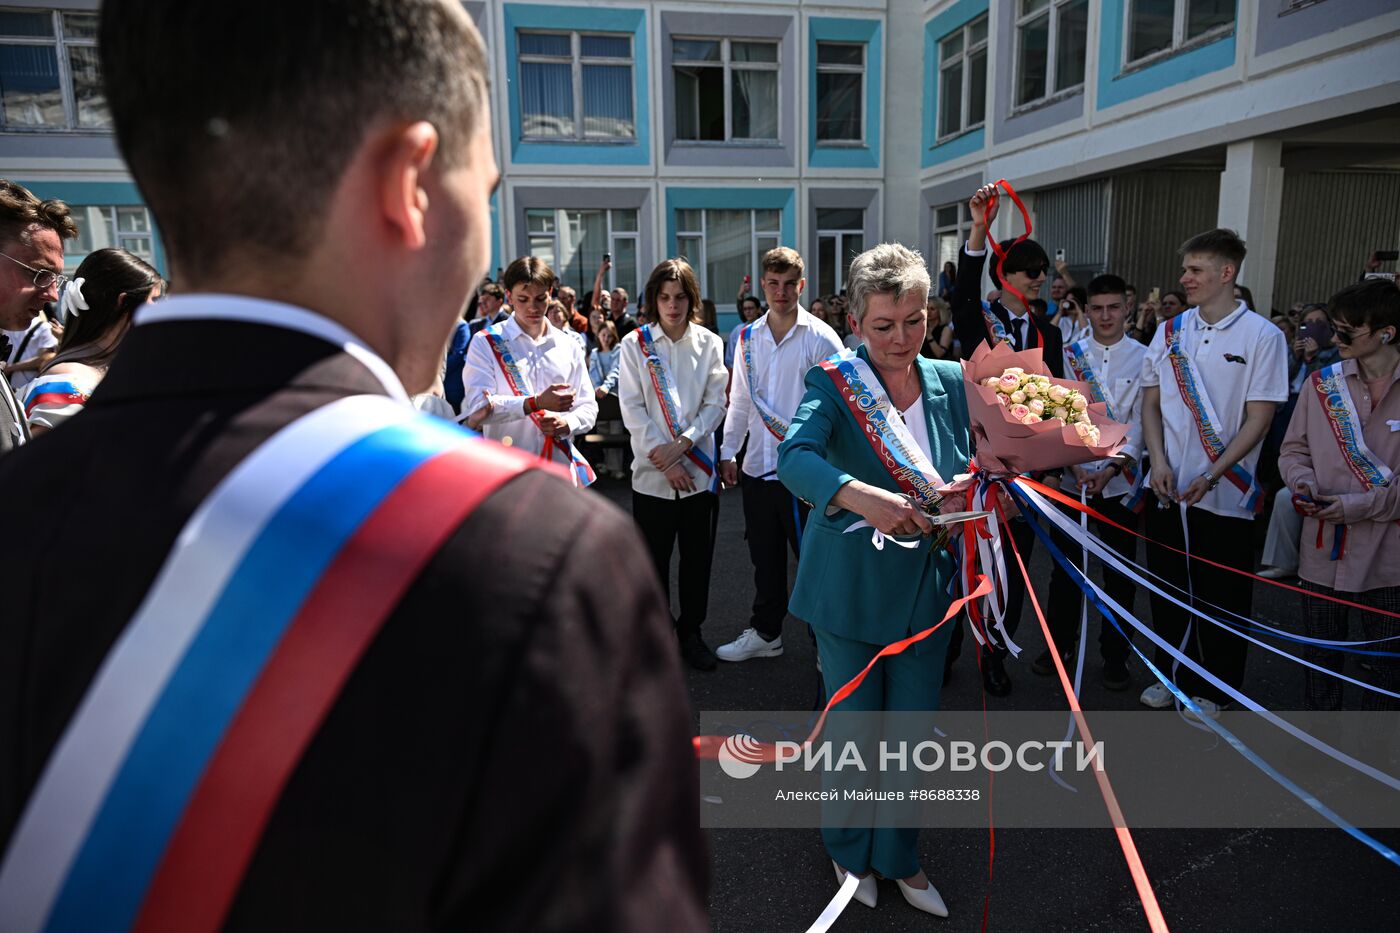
[
  {"left": 842, "top": 520, "right": 923, "bottom": 551},
  {"left": 60, "top": 277, "right": 88, "bottom": 319},
  {"left": 803, "top": 872, "right": 860, "bottom": 933}
]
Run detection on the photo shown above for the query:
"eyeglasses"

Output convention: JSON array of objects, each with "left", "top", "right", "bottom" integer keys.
[
  {"left": 0, "top": 252, "right": 67, "bottom": 291},
  {"left": 1332, "top": 326, "right": 1374, "bottom": 345}
]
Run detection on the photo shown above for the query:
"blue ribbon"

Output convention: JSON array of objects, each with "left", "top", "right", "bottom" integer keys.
[{"left": 1007, "top": 483, "right": 1400, "bottom": 867}]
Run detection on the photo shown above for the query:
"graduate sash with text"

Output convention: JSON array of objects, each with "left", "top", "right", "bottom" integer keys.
[
  {"left": 1309, "top": 361, "right": 1397, "bottom": 559},
  {"left": 1065, "top": 340, "right": 1145, "bottom": 506},
  {"left": 637, "top": 325, "right": 717, "bottom": 491},
  {"left": 738, "top": 320, "right": 792, "bottom": 441},
  {"left": 0, "top": 397, "right": 531, "bottom": 933},
  {"left": 1162, "top": 313, "right": 1261, "bottom": 513},
  {"left": 817, "top": 349, "right": 945, "bottom": 507},
  {"left": 482, "top": 322, "right": 596, "bottom": 486}
]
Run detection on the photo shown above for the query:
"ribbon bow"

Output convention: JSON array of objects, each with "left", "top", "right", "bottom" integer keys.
[{"left": 61, "top": 277, "right": 88, "bottom": 319}]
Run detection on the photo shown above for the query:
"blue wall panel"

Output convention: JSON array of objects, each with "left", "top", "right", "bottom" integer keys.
[{"left": 922, "top": 0, "right": 990, "bottom": 169}]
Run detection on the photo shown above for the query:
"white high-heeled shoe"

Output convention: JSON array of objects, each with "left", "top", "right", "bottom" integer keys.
[
  {"left": 896, "top": 875, "right": 948, "bottom": 917},
  {"left": 832, "top": 860, "right": 878, "bottom": 908}
]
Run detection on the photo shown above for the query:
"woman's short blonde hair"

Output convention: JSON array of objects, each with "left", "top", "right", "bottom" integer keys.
[{"left": 847, "top": 243, "right": 932, "bottom": 325}]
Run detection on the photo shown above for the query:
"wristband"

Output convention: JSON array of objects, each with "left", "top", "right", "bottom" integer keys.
[
  {"left": 1106, "top": 462, "right": 1123, "bottom": 477},
  {"left": 525, "top": 395, "right": 539, "bottom": 415},
  {"left": 1199, "top": 471, "right": 1220, "bottom": 490}
]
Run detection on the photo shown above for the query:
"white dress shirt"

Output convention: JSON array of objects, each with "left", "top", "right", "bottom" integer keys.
[
  {"left": 462, "top": 313, "right": 598, "bottom": 456},
  {"left": 721, "top": 306, "right": 843, "bottom": 479},
  {"left": 1065, "top": 332, "right": 1147, "bottom": 499},
  {"left": 617, "top": 323, "right": 729, "bottom": 499},
  {"left": 1141, "top": 302, "right": 1289, "bottom": 519}
]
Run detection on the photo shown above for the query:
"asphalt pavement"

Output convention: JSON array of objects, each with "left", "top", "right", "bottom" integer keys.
[{"left": 591, "top": 476, "right": 1399, "bottom": 933}]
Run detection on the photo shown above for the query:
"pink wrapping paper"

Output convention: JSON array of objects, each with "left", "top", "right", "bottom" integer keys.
[{"left": 960, "top": 340, "right": 1127, "bottom": 475}]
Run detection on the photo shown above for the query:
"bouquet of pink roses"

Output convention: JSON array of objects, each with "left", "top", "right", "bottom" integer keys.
[{"left": 959, "top": 340, "right": 1127, "bottom": 475}]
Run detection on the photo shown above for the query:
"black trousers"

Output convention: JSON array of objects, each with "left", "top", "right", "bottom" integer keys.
[
  {"left": 741, "top": 474, "right": 809, "bottom": 640},
  {"left": 1300, "top": 581, "right": 1400, "bottom": 711},
  {"left": 1143, "top": 504, "right": 1256, "bottom": 704},
  {"left": 632, "top": 489, "right": 719, "bottom": 637},
  {"left": 1045, "top": 495, "right": 1140, "bottom": 664},
  {"left": 946, "top": 517, "right": 1037, "bottom": 665}
]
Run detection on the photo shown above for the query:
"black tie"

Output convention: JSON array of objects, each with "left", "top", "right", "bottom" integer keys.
[{"left": 1010, "top": 318, "right": 1025, "bottom": 351}]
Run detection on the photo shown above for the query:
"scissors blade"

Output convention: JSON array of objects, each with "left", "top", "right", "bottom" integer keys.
[{"left": 929, "top": 510, "right": 993, "bottom": 526}]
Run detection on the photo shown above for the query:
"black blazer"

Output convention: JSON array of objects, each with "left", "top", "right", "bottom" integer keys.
[
  {"left": 0, "top": 316, "right": 707, "bottom": 932},
  {"left": 951, "top": 246, "right": 1064, "bottom": 378}
]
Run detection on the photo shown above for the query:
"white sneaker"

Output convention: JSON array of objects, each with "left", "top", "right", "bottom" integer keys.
[
  {"left": 1183, "top": 697, "right": 1226, "bottom": 722},
  {"left": 1139, "top": 682, "right": 1173, "bottom": 709},
  {"left": 715, "top": 628, "right": 784, "bottom": 662}
]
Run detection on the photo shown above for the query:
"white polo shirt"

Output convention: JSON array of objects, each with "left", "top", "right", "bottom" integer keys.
[
  {"left": 1141, "top": 302, "right": 1289, "bottom": 519},
  {"left": 720, "top": 306, "right": 843, "bottom": 480},
  {"left": 1065, "top": 333, "right": 1147, "bottom": 500}
]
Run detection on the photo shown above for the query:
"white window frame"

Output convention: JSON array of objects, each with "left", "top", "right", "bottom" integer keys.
[
  {"left": 674, "top": 208, "right": 782, "bottom": 304},
  {"left": 932, "top": 203, "right": 972, "bottom": 272},
  {"left": 1012, "top": 0, "right": 1088, "bottom": 110},
  {"left": 936, "top": 16, "right": 988, "bottom": 144},
  {"left": 517, "top": 29, "right": 635, "bottom": 142},
  {"left": 66, "top": 205, "right": 157, "bottom": 267},
  {"left": 672, "top": 37, "right": 781, "bottom": 145},
  {"left": 815, "top": 210, "right": 865, "bottom": 296},
  {"left": 525, "top": 207, "right": 640, "bottom": 293},
  {"left": 813, "top": 41, "right": 865, "bottom": 146},
  {"left": 0, "top": 7, "right": 103, "bottom": 132},
  {"left": 1123, "top": 0, "right": 1235, "bottom": 70}
]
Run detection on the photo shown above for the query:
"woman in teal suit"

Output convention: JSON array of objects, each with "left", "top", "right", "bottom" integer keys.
[{"left": 778, "top": 243, "right": 971, "bottom": 918}]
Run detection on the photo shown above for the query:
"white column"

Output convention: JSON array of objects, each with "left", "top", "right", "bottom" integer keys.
[
  {"left": 1217, "top": 139, "right": 1284, "bottom": 314},
  {"left": 883, "top": 0, "right": 925, "bottom": 245}
]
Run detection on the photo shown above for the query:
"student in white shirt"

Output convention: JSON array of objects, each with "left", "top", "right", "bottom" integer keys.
[
  {"left": 618, "top": 259, "right": 729, "bottom": 670},
  {"left": 461, "top": 256, "right": 598, "bottom": 481},
  {"left": 1037, "top": 273, "right": 1147, "bottom": 691},
  {"left": 1139, "top": 229, "right": 1289, "bottom": 717},
  {"left": 715, "top": 247, "right": 842, "bottom": 663}
]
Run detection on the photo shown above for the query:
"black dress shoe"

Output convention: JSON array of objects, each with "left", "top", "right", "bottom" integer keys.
[
  {"left": 680, "top": 633, "right": 718, "bottom": 671},
  {"left": 982, "top": 650, "right": 1012, "bottom": 696},
  {"left": 1102, "top": 658, "right": 1131, "bottom": 691},
  {"left": 1031, "top": 648, "right": 1073, "bottom": 677}
]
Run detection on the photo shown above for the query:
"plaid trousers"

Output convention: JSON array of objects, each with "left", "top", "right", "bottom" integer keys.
[{"left": 1300, "top": 581, "right": 1400, "bottom": 711}]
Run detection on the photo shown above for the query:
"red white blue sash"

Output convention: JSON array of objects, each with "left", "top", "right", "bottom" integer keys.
[
  {"left": 980, "top": 303, "right": 1008, "bottom": 346},
  {"left": 817, "top": 350, "right": 945, "bottom": 507},
  {"left": 1162, "top": 314, "right": 1261, "bottom": 513},
  {"left": 1066, "top": 340, "right": 1145, "bottom": 504},
  {"left": 1309, "top": 362, "right": 1396, "bottom": 559},
  {"left": 482, "top": 322, "right": 596, "bottom": 487},
  {"left": 637, "top": 324, "right": 717, "bottom": 492},
  {"left": 22, "top": 374, "right": 90, "bottom": 423},
  {"left": 738, "top": 320, "right": 791, "bottom": 441},
  {"left": 0, "top": 396, "right": 532, "bottom": 933}
]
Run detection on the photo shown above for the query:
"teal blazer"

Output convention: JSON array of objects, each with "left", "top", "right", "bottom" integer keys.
[{"left": 777, "top": 348, "right": 972, "bottom": 649}]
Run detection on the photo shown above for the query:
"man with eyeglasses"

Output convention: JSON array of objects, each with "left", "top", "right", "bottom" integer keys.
[{"left": 0, "top": 180, "right": 78, "bottom": 453}]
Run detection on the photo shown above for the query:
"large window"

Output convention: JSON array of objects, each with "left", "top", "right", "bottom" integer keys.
[
  {"left": 68, "top": 205, "right": 157, "bottom": 267},
  {"left": 0, "top": 9, "right": 105, "bottom": 130},
  {"left": 815, "top": 42, "right": 863, "bottom": 144},
  {"left": 675, "top": 208, "right": 781, "bottom": 302},
  {"left": 937, "top": 17, "right": 987, "bottom": 141},
  {"left": 1015, "top": 0, "right": 1089, "bottom": 107},
  {"left": 673, "top": 38, "right": 779, "bottom": 143},
  {"left": 518, "top": 30, "right": 635, "bottom": 141},
  {"left": 525, "top": 208, "right": 639, "bottom": 298},
  {"left": 933, "top": 203, "right": 973, "bottom": 273},
  {"left": 815, "top": 209, "right": 864, "bottom": 297},
  {"left": 1127, "top": 0, "right": 1234, "bottom": 65}
]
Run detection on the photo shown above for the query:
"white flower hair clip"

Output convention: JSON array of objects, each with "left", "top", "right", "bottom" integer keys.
[{"left": 61, "top": 277, "right": 89, "bottom": 319}]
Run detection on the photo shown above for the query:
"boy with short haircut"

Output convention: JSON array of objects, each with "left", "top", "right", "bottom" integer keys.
[
  {"left": 1037, "top": 273, "right": 1147, "bottom": 690},
  {"left": 1139, "top": 228, "right": 1289, "bottom": 717},
  {"left": 462, "top": 256, "right": 598, "bottom": 484},
  {"left": 716, "top": 246, "right": 842, "bottom": 662}
]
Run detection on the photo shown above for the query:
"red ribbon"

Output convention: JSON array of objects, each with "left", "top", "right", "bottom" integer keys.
[{"left": 984, "top": 178, "right": 1035, "bottom": 314}]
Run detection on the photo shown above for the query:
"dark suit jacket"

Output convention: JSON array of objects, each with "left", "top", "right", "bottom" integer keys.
[
  {"left": 466, "top": 309, "right": 510, "bottom": 342},
  {"left": 951, "top": 246, "right": 1064, "bottom": 378},
  {"left": 0, "top": 317, "right": 708, "bottom": 932},
  {"left": 0, "top": 373, "right": 24, "bottom": 453}
]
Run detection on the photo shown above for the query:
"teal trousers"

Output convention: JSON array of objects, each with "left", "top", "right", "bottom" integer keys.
[{"left": 813, "top": 623, "right": 951, "bottom": 879}]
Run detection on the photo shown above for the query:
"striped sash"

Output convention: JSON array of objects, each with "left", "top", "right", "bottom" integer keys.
[
  {"left": 637, "top": 324, "right": 717, "bottom": 491},
  {"left": 738, "top": 321, "right": 791, "bottom": 441},
  {"left": 0, "top": 396, "right": 530, "bottom": 933}
]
